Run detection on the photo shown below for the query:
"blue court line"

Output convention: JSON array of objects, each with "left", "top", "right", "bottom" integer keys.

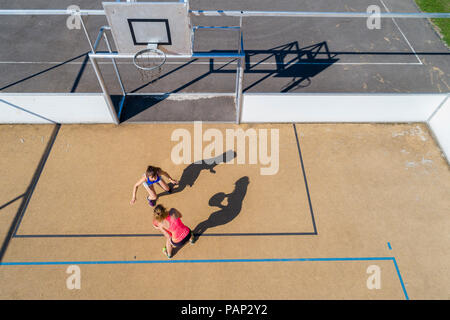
[
  {"left": 392, "top": 257, "right": 409, "bottom": 300},
  {"left": 0, "top": 256, "right": 408, "bottom": 300},
  {"left": 0, "top": 257, "right": 393, "bottom": 265}
]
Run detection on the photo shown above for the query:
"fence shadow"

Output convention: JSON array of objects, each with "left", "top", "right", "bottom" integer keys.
[{"left": 119, "top": 41, "right": 338, "bottom": 121}]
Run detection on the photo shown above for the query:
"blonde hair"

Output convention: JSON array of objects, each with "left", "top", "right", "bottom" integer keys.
[{"left": 153, "top": 204, "right": 169, "bottom": 222}]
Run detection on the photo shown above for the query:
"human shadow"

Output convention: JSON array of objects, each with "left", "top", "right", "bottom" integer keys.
[
  {"left": 159, "top": 149, "right": 237, "bottom": 198},
  {"left": 192, "top": 176, "right": 250, "bottom": 242}
]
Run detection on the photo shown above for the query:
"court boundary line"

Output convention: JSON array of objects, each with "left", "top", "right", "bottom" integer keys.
[
  {"left": 0, "top": 124, "right": 60, "bottom": 263},
  {"left": 0, "top": 1, "right": 427, "bottom": 69},
  {"left": 293, "top": 124, "right": 317, "bottom": 234},
  {"left": 379, "top": 0, "right": 422, "bottom": 65},
  {"left": 13, "top": 124, "right": 318, "bottom": 238},
  {"left": 0, "top": 256, "right": 409, "bottom": 300}
]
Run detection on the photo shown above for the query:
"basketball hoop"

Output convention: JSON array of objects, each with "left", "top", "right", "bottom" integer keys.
[{"left": 133, "top": 47, "right": 166, "bottom": 83}]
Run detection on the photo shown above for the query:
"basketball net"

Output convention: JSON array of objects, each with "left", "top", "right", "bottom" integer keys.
[{"left": 133, "top": 44, "right": 166, "bottom": 84}]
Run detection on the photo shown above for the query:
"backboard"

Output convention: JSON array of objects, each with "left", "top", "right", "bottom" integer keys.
[{"left": 103, "top": 1, "right": 192, "bottom": 55}]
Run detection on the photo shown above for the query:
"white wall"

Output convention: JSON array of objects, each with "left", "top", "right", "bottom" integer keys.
[
  {"left": 1, "top": 92, "right": 448, "bottom": 165},
  {"left": 242, "top": 93, "right": 446, "bottom": 123},
  {"left": 428, "top": 96, "right": 450, "bottom": 164},
  {"left": 241, "top": 93, "right": 449, "bottom": 165},
  {"left": 0, "top": 94, "right": 115, "bottom": 124}
]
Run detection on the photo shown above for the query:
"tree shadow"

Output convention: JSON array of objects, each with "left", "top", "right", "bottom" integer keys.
[
  {"left": 192, "top": 176, "right": 250, "bottom": 242},
  {"left": 159, "top": 149, "right": 237, "bottom": 198}
]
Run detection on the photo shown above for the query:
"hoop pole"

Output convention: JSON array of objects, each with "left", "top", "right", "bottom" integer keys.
[
  {"left": 89, "top": 55, "right": 119, "bottom": 125},
  {"left": 93, "top": 26, "right": 111, "bottom": 53},
  {"left": 90, "top": 52, "right": 244, "bottom": 59},
  {"left": 235, "top": 55, "right": 245, "bottom": 124},
  {"left": 238, "top": 16, "right": 243, "bottom": 55},
  {"left": 189, "top": 10, "right": 450, "bottom": 19},
  {"left": 0, "top": 9, "right": 105, "bottom": 15},
  {"left": 0, "top": 9, "right": 449, "bottom": 19},
  {"left": 79, "top": 15, "right": 94, "bottom": 53},
  {"left": 103, "top": 32, "right": 126, "bottom": 96}
]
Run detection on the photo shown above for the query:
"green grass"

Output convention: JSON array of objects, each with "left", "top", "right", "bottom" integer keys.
[{"left": 415, "top": 0, "right": 450, "bottom": 46}]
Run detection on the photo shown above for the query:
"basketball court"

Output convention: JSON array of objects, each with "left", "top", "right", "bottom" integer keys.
[
  {"left": 0, "top": 122, "right": 449, "bottom": 299},
  {"left": 0, "top": 0, "right": 449, "bottom": 300}
]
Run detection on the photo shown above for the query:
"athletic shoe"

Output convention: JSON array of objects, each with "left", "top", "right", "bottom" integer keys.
[
  {"left": 162, "top": 247, "right": 172, "bottom": 259},
  {"left": 147, "top": 197, "right": 156, "bottom": 207}
]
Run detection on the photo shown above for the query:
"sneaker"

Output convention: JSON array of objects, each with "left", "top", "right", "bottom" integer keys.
[
  {"left": 190, "top": 235, "right": 196, "bottom": 244},
  {"left": 162, "top": 247, "right": 172, "bottom": 259},
  {"left": 147, "top": 197, "right": 156, "bottom": 207}
]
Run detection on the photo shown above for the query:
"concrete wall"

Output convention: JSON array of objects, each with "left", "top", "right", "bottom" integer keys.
[
  {"left": 242, "top": 93, "right": 449, "bottom": 164},
  {"left": 428, "top": 96, "right": 450, "bottom": 164},
  {"left": 0, "top": 92, "right": 448, "bottom": 165},
  {"left": 0, "top": 94, "right": 114, "bottom": 124},
  {"left": 242, "top": 93, "right": 446, "bottom": 123}
]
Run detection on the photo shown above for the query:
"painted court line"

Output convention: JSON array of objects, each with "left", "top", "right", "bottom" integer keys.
[
  {"left": 379, "top": 0, "right": 422, "bottom": 64},
  {"left": 293, "top": 124, "right": 318, "bottom": 235},
  {"left": 11, "top": 127, "right": 60, "bottom": 239},
  {"left": 0, "top": 256, "right": 409, "bottom": 300},
  {"left": 14, "top": 124, "right": 317, "bottom": 238},
  {"left": 0, "top": 124, "right": 60, "bottom": 263},
  {"left": 14, "top": 232, "right": 317, "bottom": 238},
  {"left": 392, "top": 256, "right": 409, "bottom": 300}
]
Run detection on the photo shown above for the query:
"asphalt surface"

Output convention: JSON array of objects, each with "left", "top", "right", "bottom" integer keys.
[{"left": 0, "top": 0, "right": 449, "bottom": 95}]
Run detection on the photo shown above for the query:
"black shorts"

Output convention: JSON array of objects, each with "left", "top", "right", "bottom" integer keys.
[{"left": 170, "top": 229, "right": 192, "bottom": 248}]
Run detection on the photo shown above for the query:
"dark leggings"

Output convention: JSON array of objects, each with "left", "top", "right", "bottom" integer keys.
[{"left": 170, "top": 229, "right": 192, "bottom": 248}]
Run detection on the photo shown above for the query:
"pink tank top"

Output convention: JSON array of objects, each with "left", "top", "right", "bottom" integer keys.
[{"left": 154, "top": 209, "right": 189, "bottom": 242}]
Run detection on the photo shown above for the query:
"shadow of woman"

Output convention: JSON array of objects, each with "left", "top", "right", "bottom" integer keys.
[
  {"left": 192, "top": 176, "right": 250, "bottom": 242},
  {"left": 159, "top": 150, "right": 236, "bottom": 198}
]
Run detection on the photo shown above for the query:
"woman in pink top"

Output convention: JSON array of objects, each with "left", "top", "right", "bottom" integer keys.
[{"left": 153, "top": 204, "right": 194, "bottom": 259}]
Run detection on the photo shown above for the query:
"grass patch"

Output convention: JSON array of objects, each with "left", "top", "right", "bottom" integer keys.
[{"left": 415, "top": 0, "right": 450, "bottom": 46}]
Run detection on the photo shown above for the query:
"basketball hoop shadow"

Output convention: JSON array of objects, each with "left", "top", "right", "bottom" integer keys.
[
  {"left": 203, "top": 41, "right": 338, "bottom": 92},
  {"left": 116, "top": 41, "right": 338, "bottom": 121},
  {"left": 241, "top": 41, "right": 339, "bottom": 92}
]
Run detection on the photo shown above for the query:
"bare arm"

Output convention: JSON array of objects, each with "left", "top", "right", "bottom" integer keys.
[
  {"left": 154, "top": 222, "right": 172, "bottom": 239},
  {"left": 159, "top": 169, "right": 178, "bottom": 185},
  {"left": 130, "top": 176, "right": 146, "bottom": 205}
]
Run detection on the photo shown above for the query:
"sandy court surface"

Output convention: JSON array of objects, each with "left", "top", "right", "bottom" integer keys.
[
  {"left": 0, "top": 259, "right": 403, "bottom": 299},
  {"left": 0, "top": 125, "right": 54, "bottom": 241},
  {"left": 13, "top": 124, "right": 311, "bottom": 236},
  {"left": 296, "top": 123, "right": 450, "bottom": 299},
  {"left": 0, "top": 122, "right": 449, "bottom": 299}
]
